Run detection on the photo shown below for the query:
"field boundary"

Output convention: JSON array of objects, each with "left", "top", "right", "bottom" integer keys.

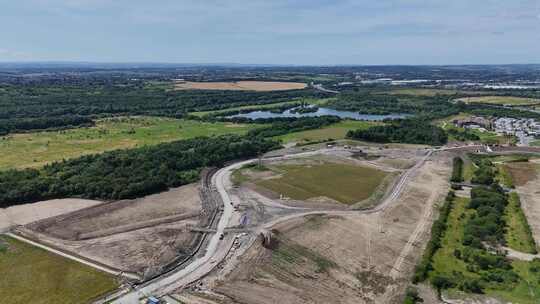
[{"left": 5, "top": 232, "right": 141, "bottom": 280}]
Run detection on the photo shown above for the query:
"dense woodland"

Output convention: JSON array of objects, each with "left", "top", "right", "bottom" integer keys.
[
  {"left": 346, "top": 119, "right": 448, "bottom": 145},
  {"left": 0, "top": 134, "right": 279, "bottom": 207},
  {"left": 327, "top": 91, "right": 461, "bottom": 119},
  {"left": 0, "top": 83, "right": 328, "bottom": 132},
  {"left": 0, "top": 115, "right": 94, "bottom": 135}
]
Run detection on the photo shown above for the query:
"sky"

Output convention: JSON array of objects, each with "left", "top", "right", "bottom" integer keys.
[{"left": 1, "top": 0, "right": 539, "bottom": 65}]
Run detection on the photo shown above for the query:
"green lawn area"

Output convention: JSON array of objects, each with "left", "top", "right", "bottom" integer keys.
[
  {"left": 429, "top": 197, "right": 540, "bottom": 303},
  {"left": 531, "top": 140, "right": 540, "bottom": 147},
  {"left": 276, "top": 120, "right": 379, "bottom": 144},
  {"left": 504, "top": 193, "right": 538, "bottom": 254},
  {"left": 190, "top": 97, "right": 333, "bottom": 117},
  {"left": 0, "top": 117, "right": 258, "bottom": 170},
  {"left": 462, "top": 157, "right": 476, "bottom": 182},
  {"left": 457, "top": 96, "right": 540, "bottom": 106},
  {"left": 256, "top": 162, "right": 388, "bottom": 204},
  {"left": 0, "top": 236, "right": 118, "bottom": 304}
]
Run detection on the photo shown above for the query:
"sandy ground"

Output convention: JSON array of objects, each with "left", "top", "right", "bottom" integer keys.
[
  {"left": 28, "top": 184, "right": 201, "bottom": 240},
  {"left": 174, "top": 81, "right": 307, "bottom": 91},
  {"left": 21, "top": 184, "right": 203, "bottom": 278},
  {"left": 0, "top": 198, "right": 102, "bottom": 231},
  {"left": 514, "top": 165, "right": 540, "bottom": 246},
  {"left": 180, "top": 152, "right": 451, "bottom": 304}
]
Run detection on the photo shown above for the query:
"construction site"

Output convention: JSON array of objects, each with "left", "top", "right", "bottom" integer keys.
[{"left": 7, "top": 141, "right": 540, "bottom": 303}]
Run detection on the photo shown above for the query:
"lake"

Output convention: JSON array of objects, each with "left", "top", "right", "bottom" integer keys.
[{"left": 228, "top": 107, "right": 411, "bottom": 121}]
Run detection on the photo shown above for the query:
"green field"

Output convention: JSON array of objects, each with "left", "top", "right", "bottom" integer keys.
[
  {"left": 256, "top": 162, "right": 388, "bottom": 204},
  {"left": 276, "top": 120, "right": 379, "bottom": 144},
  {"left": 504, "top": 193, "right": 538, "bottom": 254},
  {"left": 190, "top": 98, "right": 332, "bottom": 117},
  {"left": 429, "top": 197, "right": 540, "bottom": 303},
  {"left": 457, "top": 96, "right": 540, "bottom": 106},
  {"left": 0, "top": 236, "right": 118, "bottom": 304},
  {"left": 0, "top": 117, "right": 258, "bottom": 170}
]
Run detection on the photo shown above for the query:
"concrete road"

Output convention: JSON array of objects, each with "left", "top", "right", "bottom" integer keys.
[{"left": 110, "top": 160, "right": 246, "bottom": 303}]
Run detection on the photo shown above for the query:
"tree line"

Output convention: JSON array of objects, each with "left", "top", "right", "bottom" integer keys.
[
  {"left": 0, "top": 134, "right": 279, "bottom": 207},
  {"left": 0, "top": 115, "right": 94, "bottom": 136},
  {"left": 346, "top": 119, "right": 448, "bottom": 145}
]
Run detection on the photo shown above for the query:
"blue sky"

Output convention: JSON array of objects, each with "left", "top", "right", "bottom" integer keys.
[{"left": 1, "top": 0, "right": 539, "bottom": 65}]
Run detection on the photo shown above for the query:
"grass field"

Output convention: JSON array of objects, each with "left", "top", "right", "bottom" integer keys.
[
  {"left": 276, "top": 120, "right": 379, "bottom": 144},
  {"left": 0, "top": 117, "right": 258, "bottom": 170},
  {"left": 430, "top": 197, "right": 540, "bottom": 303},
  {"left": 504, "top": 193, "right": 538, "bottom": 254},
  {"left": 256, "top": 162, "right": 388, "bottom": 204},
  {"left": 174, "top": 80, "right": 307, "bottom": 91},
  {"left": 0, "top": 236, "right": 118, "bottom": 304},
  {"left": 456, "top": 96, "right": 540, "bottom": 106}
]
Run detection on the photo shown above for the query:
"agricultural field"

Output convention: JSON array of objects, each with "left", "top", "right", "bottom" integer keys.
[
  {"left": 174, "top": 81, "right": 307, "bottom": 91},
  {"left": 456, "top": 96, "right": 540, "bottom": 106},
  {"left": 276, "top": 120, "right": 379, "bottom": 144},
  {"left": 0, "top": 117, "right": 257, "bottom": 170},
  {"left": 254, "top": 160, "right": 389, "bottom": 204},
  {"left": 0, "top": 236, "right": 118, "bottom": 304}
]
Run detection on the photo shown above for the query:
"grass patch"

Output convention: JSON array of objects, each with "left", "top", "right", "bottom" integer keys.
[
  {"left": 462, "top": 156, "right": 476, "bottom": 183},
  {"left": 504, "top": 193, "right": 538, "bottom": 254},
  {"left": 496, "top": 165, "right": 514, "bottom": 188},
  {"left": 0, "top": 236, "right": 118, "bottom": 304},
  {"left": 272, "top": 238, "right": 337, "bottom": 273},
  {"left": 0, "top": 117, "right": 258, "bottom": 170},
  {"left": 276, "top": 120, "right": 379, "bottom": 144},
  {"left": 256, "top": 161, "right": 388, "bottom": 204}
]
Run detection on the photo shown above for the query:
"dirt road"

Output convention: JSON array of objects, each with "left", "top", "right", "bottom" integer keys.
[{"left": 108, "top": 147, "right": 434, "bottom": 303}]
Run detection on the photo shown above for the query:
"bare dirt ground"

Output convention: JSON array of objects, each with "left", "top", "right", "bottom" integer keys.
[
  {"left": 21, "top": 184, "right": 203, "bottom": 278},
  {"left": 0, "top": 198, "right": 102, "bottom": 231},
  {"left": 175, "top": 151, "right": 451, "bottom": 304},
  {"left": 512, "top": 164, "right": 540, "bottom": 246},
  {"left": 174, "top": 81, "right": 307, "bottom": 91}
]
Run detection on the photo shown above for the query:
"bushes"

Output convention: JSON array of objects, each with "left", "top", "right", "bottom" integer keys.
[
  {"left": 451, "top": 157, "right": 464, "bottom": 183},
  {"left": 346, "top": 119, "right": 448, "bottom": 145},
  {"left": 471, "top": 159, "right": 496, "bottom": 185},
  {"left": 413, "top": 191, "right": 455, "bottom": 283},
  {"left": 464, "top": 186, "right": 508, "bottom": 248},
  {"left": 403, "top": 287, "right": 424, "bottom": 304}
]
